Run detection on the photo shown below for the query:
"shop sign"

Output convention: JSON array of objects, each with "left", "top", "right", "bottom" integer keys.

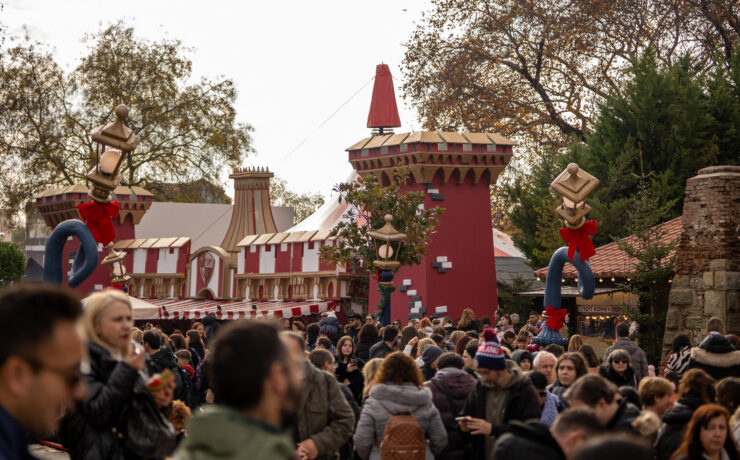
[{"left": 578, "top": 305, "right": 632, "bottom": 315}]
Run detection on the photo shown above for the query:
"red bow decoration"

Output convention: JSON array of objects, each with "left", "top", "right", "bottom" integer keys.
[
  {"left": 559, "top": 220, "right": 598, "bottom": 263},
  {"left": 545, "top": 306, "right": 568, "bottom": 331},
  {"left": 77, "top": 201, "right": 120, "bottom": 246}
]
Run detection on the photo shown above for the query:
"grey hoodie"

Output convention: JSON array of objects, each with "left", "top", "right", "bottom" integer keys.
[{"left": 353, "top": 383, "right": 447, "bottom": 460}]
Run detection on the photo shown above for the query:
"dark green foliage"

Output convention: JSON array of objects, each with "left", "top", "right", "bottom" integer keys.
[
  {"left": 319, "top": 167, "right": 443, "bottom": 270},
  {"left": 503, "top": 49, "right": 740, "bottom": 267},
  {"left": 616, "top": 177, "right": 676, "bottom": 366},
  {"left": 0, "top": 242, "right": 26, "bottom": 287},
  {"left": 501, "top": 152, "right": 568, "bottom": 269},
  {"left": 497, "top": 276, "right": 537, "bottom": 323}
]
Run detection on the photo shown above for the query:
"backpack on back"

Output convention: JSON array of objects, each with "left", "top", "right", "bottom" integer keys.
[{"left": 379, "top": 409, "right": 426, "bottom": 460}]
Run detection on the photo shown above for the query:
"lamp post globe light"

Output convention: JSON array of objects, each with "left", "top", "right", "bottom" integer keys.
[{"left": 367, "top": 214, "right": 407, "bottom": 326}]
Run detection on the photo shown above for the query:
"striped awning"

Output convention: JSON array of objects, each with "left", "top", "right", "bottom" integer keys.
[{"left": 136, "top": 297, "right": 339, "bottom": 320}]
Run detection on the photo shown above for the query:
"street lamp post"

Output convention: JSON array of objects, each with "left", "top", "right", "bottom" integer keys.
[
  {"left": 100, "top": 242, "right": 132, "bottom": 290},
  {"left": 368, "top": 214, "right": 407, "bottom": 326},
  {"left": 88, "top": 104, "right": 141, "bottom": 203}
]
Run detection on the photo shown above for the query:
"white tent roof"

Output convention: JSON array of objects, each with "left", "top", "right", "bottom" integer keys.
[
  {"left": 287, "top": 171, "right": 357, "bottom": 232},
  {"left": 82, "top": 293, "right": 160, "bottom": 320}
]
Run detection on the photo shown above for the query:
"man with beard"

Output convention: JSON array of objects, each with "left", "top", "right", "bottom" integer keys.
[
  {"left": 459, "top": 329, "right": 541, "bottom": 460},
  {"left": 282, "top": 332, "right": 354, "bottom": 460},
  {"left": 0, "top": 285, "right": 86, "bottom": 459},
  {"left": 175, "top": 321, "right": 302, "bottom": 460}
]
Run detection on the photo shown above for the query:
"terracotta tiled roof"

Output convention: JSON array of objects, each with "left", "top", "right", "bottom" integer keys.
[{"left": 534, "top": 217, "right": 683, "bottom": 279}]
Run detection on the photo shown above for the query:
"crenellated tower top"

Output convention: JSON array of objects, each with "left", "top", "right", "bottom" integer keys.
[{"left": 220, "top": 166, "right": 278, "bottom": 253}]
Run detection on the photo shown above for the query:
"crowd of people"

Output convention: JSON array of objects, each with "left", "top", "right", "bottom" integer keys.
[{"left": 1, "top": 285, "right": 739, "bottom": 460}]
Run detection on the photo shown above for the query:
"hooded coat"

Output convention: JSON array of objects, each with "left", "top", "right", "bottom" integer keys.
[
  {"left": 462, "top": 360, "right": 542, "bottom": 460},
  {"left": 603, "top": 338, "right": 649, "bottom": 383},
  {"left": 655, "top": 397, "right": 704, "bottom": 460},
  {"left": 174, "top": 405, "right": 294, "bottom": 460},
  {"left": 511, "top": 350, "right": 533, "bottom": 370},
  {"left": 687, "top": 334, "right": 740, "bottom": 380},
  {"left": 425, "top": 368, "right": 477, "bottom": 460},
  {"left": 490, "top": 420, "right": 565, "bottom": 460},
  {"left": 353, "top": 383, "right": 448, "bottom": 460},
  {"left": 320, "top": 316, "right": 341, "bottom": 341}
]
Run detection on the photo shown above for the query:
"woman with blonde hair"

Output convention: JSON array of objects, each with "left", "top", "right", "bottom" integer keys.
[
  {"left": 414, "top": 337, "right": 436, "bottom": 367},
  {"left": 361, "top": 358, "right": 384, "bottom": 401},
  {"left": 567, "top": 334, "right": 584, "bottom": 351},
  {"left": 457, "top": 308, "right": 479, "bottom": 332},
  {"left": 448, "top": 330, "right": 465, "bottom": 346},
  {"left": 61, "top": 289, "right": 176, "bottom": 460},
  {"left": 131, "top": 327, "right": 144, "bottom": 346}
]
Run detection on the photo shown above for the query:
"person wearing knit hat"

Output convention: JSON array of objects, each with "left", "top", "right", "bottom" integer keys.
[
  {"left": 458, "top": 328, "right": 541, "bottom": 460},
  {"left": 474, "top": 328, "right": 507, "bottom": 370},
  {"left": 421, "top": 345, "right": 445, "bottom": 381}
]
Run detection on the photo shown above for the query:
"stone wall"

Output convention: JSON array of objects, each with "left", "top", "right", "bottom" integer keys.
[{"left": 664, "top": 166, "right": 740, "bottom": 352}]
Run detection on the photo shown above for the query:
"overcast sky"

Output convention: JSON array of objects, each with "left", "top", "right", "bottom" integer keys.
[{"left": 2, "top": 0, "right": 429, "bottom": 198}]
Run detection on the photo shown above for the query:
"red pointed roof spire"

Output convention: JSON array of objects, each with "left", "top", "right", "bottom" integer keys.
[{"left": 367, "top": 64, "right": 401, "bottom": 130}]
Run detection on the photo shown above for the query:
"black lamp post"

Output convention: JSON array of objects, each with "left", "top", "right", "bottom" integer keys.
[{"left": 368, "top": 214, "right": 407, "bottom": 326}]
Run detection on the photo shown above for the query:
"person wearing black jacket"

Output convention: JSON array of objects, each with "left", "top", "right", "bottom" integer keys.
[
  {"left": 599, "top": 349, "right": 638, "bottom": 388},
  {"left": 368, "top": 326, "right": 398, "bottom": 360},
  {"left": 200, "top": 313, "right": 220, "bottom": 346},
  {"left": 426, "top": 353, "right": 477, "bottom": 460},
  {"left": 654, "top": 368, "right": 716, "bottom": 460},
  {"left": 491, "top": 408, "right": 604, "bottom": 460},
  {"left": 143, "top": 331, "right": 185, "bottom": 403},
  {"left": 61, "top": 290, "right": 176, "bottom": 460},
  {"left": 459, "top": 329, "right": 541, "bottom": 460},
  {"left": 334, "top": 336, "right": 364, "bottom": 405},
  {"left": 354, "top": 324, "right": 380, "bottom": 362},
  {"left": 562, "top": 374, "right": 641, "bottom": 435}
]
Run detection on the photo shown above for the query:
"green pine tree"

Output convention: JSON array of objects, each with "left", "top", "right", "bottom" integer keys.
[
  {"left": 503, "top": 48, "right": 740, "bottom": 267},
  {"left": 616, "top": 156, "right": 677, "bottom": 366}
]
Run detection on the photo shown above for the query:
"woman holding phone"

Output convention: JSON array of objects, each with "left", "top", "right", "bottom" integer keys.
[
  {"left": 335, "top": 335, "right": 364, "bottom": 405},
  {"left": 61, "top": 289, "right": 176, "bottom": 459}
]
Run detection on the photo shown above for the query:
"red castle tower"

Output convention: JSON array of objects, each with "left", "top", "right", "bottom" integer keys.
[{"left": 346, "top": 64, "right": 513, "bottom": 321}]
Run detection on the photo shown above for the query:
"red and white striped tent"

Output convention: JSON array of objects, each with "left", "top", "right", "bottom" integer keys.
[{"left": 134, "top": 297, "right": 339, "bottom": 320}]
